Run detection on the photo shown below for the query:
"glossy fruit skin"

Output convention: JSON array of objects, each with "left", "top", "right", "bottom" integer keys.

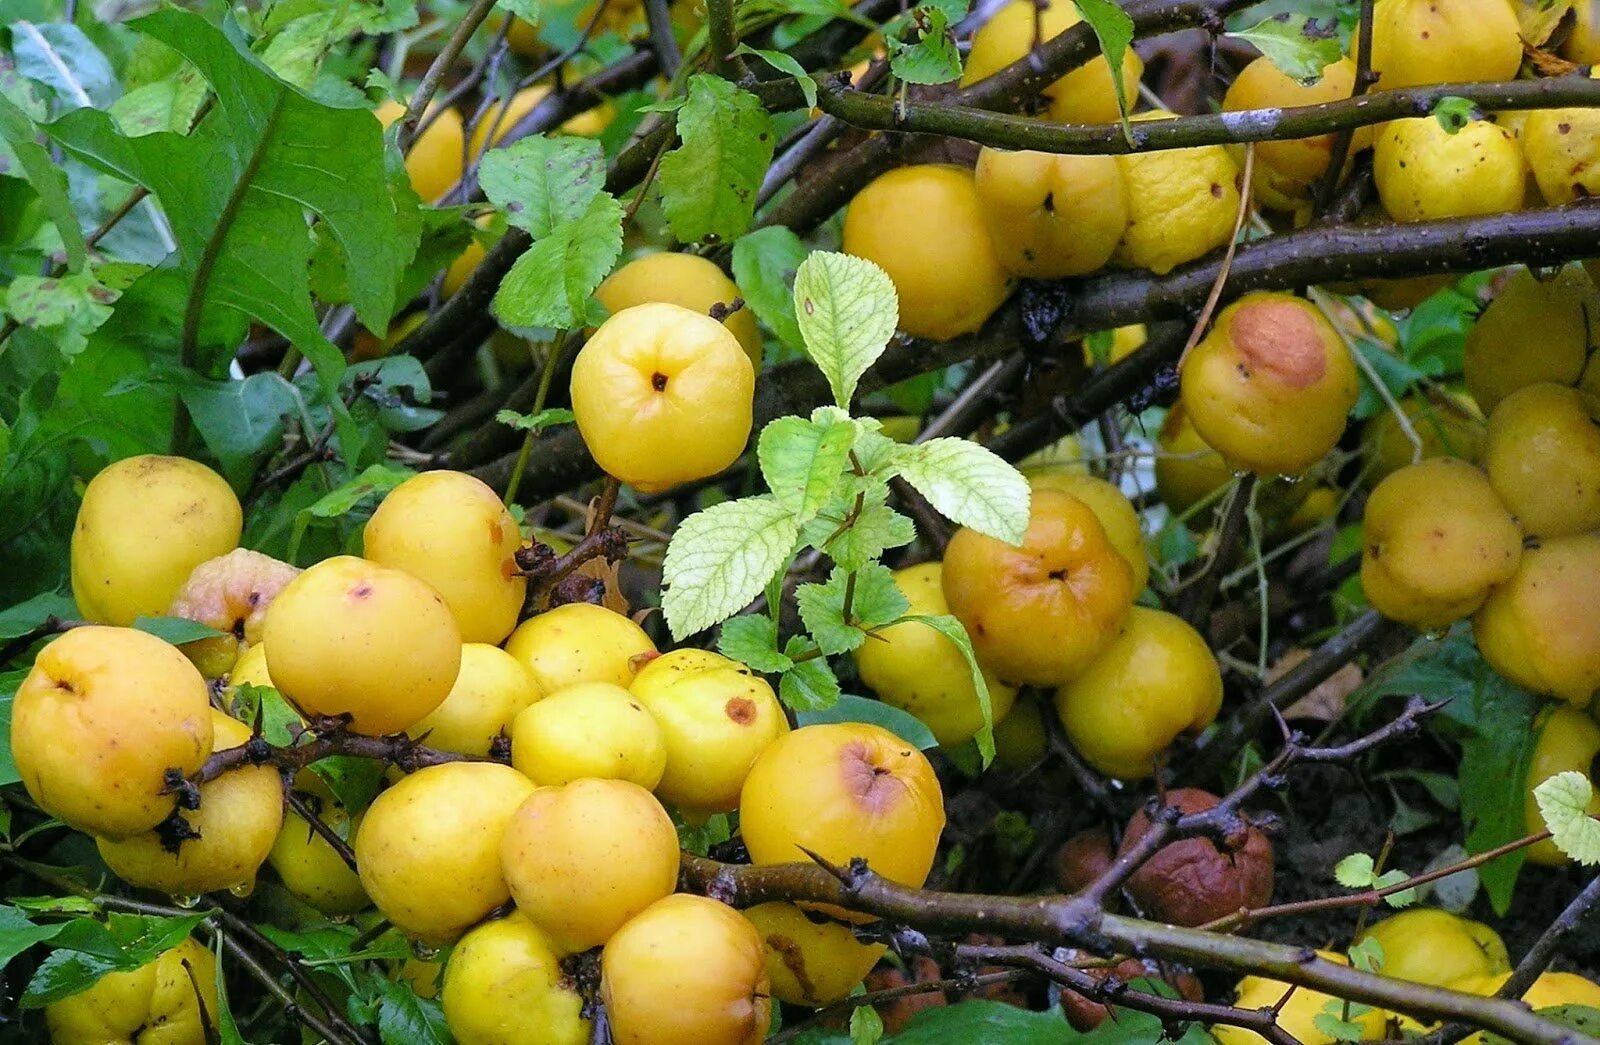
[
  {"left": 1212, "top": 951, "right": 1385, "bottom": 1045},
  {"left": 602, "top": 894, "right": 772, "bottom": 1045},
  {"left": 441, "top": 912, "right": 591, "bottom": 1045},
  {"left": 1360, "top": 458, "right": 1523, "bottom": 630},
  {"left": 973, "top": 148, "right": 1128, "bottom": 279},
  {"left": 571, "top": 302, "right": 755, "bottom": 493},
  {"left": 1523, "top": 73, "right": 1600, "bottom": 204},
  {"left": 1025, "top": 469, "right": 1148, "bottom": 592},
  {"left": 1359, "top": 393, "right": 1485, "bottom": 487},
  {"left": 1451, "top": 971, "right": 1600, "bottom": 1045},
  {"left": 45, "top": 937, "right": 217, "bottom": 1045},
  {"left": 841, "top": 165, "right": 1011, "bottom": 341},
  {"left": 1482, "top": 384, "right": 1600, "bottom": 538},
  {"left": 268, "top": 795, "right": 369, "bottom": 916},
  {"left": 853, "top": 563, "right": 1018, "bottom": 748},
  {"left": 1154, "top": 402, "right": 1236, "bottom": 518},
  {"left": 1464, "top": 266, "right": 1600, "bottom": 414},
  {"left": 1363, "top": 0, "right": 1523, "bottom": 89},
  {"left": 354, "top": 762, "right": 536, "bottom": 943},
  {"left": 742, "top": 901, "right": 886, "bottom": 1006},
  {"left": 1374, "top": 117, "right": 1525, "bottom": 222},
  {"left": 740, "top": 723, "right": 946, "bottom": 891},
  {"left": 1121, "top": 789, "right": 1274, "bottom": 927},
  {"left": 1180, "top": 293, "right": 1359, "bottom": 476},
  {"left": 374, "top": 99, "right": 464, "bottom": 204},
  {"left": 943, "top": 488, "right": 1135, "bottom": 686},
  {"left": 263, "top": 556, "right": 461, "bottom": 734},
  {"left": 510, "top": 682, "right": 667, "bottom": 788},
  {"left": 1054, "top": 607, "right": 1222, "bottom": 780},
  {"left": 960, "top": 0, "right": 1144, "bottom": 124},
  {"left": 1355, "top": 909, "right": 1509, "bottom": 988},
  {"left": 503, "top": 603, "right": 657, "bottom": 693},
  {"left": 1476, "top": 533, "right": 1600, "bottom": 708},
  {"left": 363, "top": 470, "right": 527, "bottom": 644},
  {"left": 98, "top": 710, "right": 283, "bottom": 896},
  {"left": 72, "top": 455, "right": 243, "bottom": 627},
  {"left": 12, "top": 626, "right": 213, "bottom": 839},
  {"left": 1221, "top": 57, "right": 1363, "bottom": 215},
  {"left": 407, "top": 643, "right": 543, "bottom": 758},
  {"left": 501, "top": 779, "right": 680, "bottom": 954},
  {"left": 1112, "top": 113, "right": 1241, "bottom": 275},
  {"left": 628, "top": 648, "right": 789, "bottom": 813},
  {"left": 596, "top": 252, "right": 764, "bottom": 370}
]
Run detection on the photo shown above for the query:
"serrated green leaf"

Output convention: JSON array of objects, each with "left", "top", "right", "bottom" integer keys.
[
  {"left": 676, "top": 811, "right": 734, "bottom": 856},
  {"left": 1334, "top": 852, "right": 1375, "bottom": 888},
  {"left": 479, "top": 135, "right": 607, "bottom": 238},
  {"left": 1071, "top": 0, "right": 1135, "bottom": 131},
  {"left": 1373, "top": 868, "right": 1417, "bottom": 907},
  {"left": 901, "top": 614, "right": 993, "bottom": 764},
  {"left": 850, "top": 1003, "right": 884, "bottom": 1045},
  {"left": 1535, "top": 771, "right": 1600, "bottom": 865},
  {"left": 732, "top": 226, "right": 807, "bottom": 352},
  {"left": 663, "top": 495, "right": 802, "bottom": 640},
  {"left": 0, "top": 93, "right": 86, "bottom": 271},
  {"left": 732, "top": 45, "right": 819, "bottom": 109},
  {"left": 288, "top": 463, "right": 414, "bottom": 562},
  {"left": 796, "top": 570, "right": 866, "bottom": 655},
  {"left": 2, "top": 272, "right": 119, "bottom": 357},
  {"left": 797, "top": 694, "right": 938, "bottom": 750},
  {"left": 886, "top": 5, "right": 962, "bottom": 85},
  {"left": 1347, "top": 936, "right": 1384, "bottom": 973},
  {"left": 492, "top": 192, "right": 623, "bottom": 330},
  {"left": 896, "top": 437, "right": 1030, "bottom": 545},
  {"left": 228, "top": 684, "right": 302, "bottom": 747},
  {"left": 496, "top": 407, "right": 575, "bottom": 433},
  {"left": 804, "top": 498, "right": 917, "bottom": 572},
  {"left": 1312, "top": 1007, "right": 1370, "bottom": 1043},
  {"left": 1227, "top": 13, "right": 1343, "bottom": 83},
  {"left": 657, "top": 75, "right": 775, "bottom": 244},
  {"left": 1432, "top": 96, "right": 1481, "bottom": 134},
  {"left": 758, "top": 414, "right": 856, "bottom": 520},
  {"left": 852, "top": 563, "right": 911, "bottom": 630},
  {"left": 779, "top": 637, "right": 841, "bottom": 711},
  {"left": 793, "top": 251, "right": 898, "bottom": 408},
  {"left": 717, "top": 615, "right": 794, "bottom": 673}
]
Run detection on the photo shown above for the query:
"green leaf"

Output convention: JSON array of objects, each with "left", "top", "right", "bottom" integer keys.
[
  {"left": 731, "top": 45, "right": 819, "bottom": 109},
  {"left": 310, "top": 755, "right": 385, "bottom": 812},
  {"left": 657, "top": 74, "right": 776, "bottom": 244},
  {"left": 890, "top": 1000, "right": 1076, "bottom": 1043},
  {"left": 792, "top": 251, "right": 898, "bottom": 408},
  {"left": 849, "top": 1003, "right": 884, "bottom": 1045},
  {"left": 901, "top": 613, "right": 994, "bottom": 763},
  {"left": 0, "top": 592, "right": 78, "bottom": 642},
  {"left": 779, "top": 636, "right": 841, "bottom": 711},
  {"left": 479, "top": 135, "right": 607, "bottom": 238},
  {"left": 717, "top": 615, "right": 794, "bottom": 673},
  {"left": 757, "top": 413, "right": 856, "bottom": 520},
  {"left": 288, "top": 463, "right": 414, "bottom": 562},
  {"left": 1375, "top": 868, "right": 1418, "bottom": 907},
  {"left": 492, "top": 192, "right": 623, "bottom": 330},
  {"left": 1432, "top": 96, "right": 1481, "bottom": 133},
  {"left": 1313, "top": 1005, "right": 1371, "bottom": 1043},
  {"left": 0, "top": 905, "right": 66, "bottom": 969},
  {"left": 0, "top": 93, "right": 85, "bottom": 270},
  {"left": 1071, "top": 0, "right": 1135, "bottom": 131},
  {"left": 1347, "top": 935, "right": 1384, "bottom": 973},
  {"left": 174, "top": 371, "right": 300, "bottom": 482},
  {"left": 731, "top": 226, "right": 807, "bottom": 352},
  {"left": 22, "top": 911, "right": 212, "bottom": 1007},
  {"left": 2, "top": 272, "right": 119, "bottom": 357},
  {"left": 662, "top": 495, "right": 803, "bottom": 640},
  {"left": 496, "top": 407, "right": 575, "bottom": 433},
  {"left": 132, "top": 616, "right": 228, "bottom": 645},
  {"left": 895, "top": 437, "right": 1030, "bottom": 546},
  {"left": 797, "top": 694, "right": 938, "bottom": 750},
  {"left": 676, "top": 812, "right": 734, "bottom": 856},
  {"left": 21, "top": 950, "right": 119, "bottom": 1007},
  {"left": 228, "top": 684, "right": 302, "bottom": 747},
  {"left": 795, "top": 569, "right": 863, "bottom": 655},
  {"left": 801, "top": 493, "right": 916, "bottom": 573},
  {"left": 886, "top": 5, "right": 962, "bottom": 85},
  {"left": 1334, "top": 852, "right": 1375, "bottom": 888},
  {"left": 1227, "top": 12, "right": 1343, "bottom": 83},
  {"left": 1535, "top": 771, "right": 1600, "bottom": 865},
  {"left": 377, "top": 976, "right": 450, "bottom": 1044}
]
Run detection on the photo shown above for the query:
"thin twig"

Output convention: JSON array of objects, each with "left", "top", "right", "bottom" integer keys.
[{"left": 396, "top": 0, "right": 499, "bottom": 152}]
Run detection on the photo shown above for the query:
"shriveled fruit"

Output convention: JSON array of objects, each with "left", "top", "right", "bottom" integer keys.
[
  {"left": 12, "top": 626, "right": 213, "bottom": 838},
  {"left": 1212, "top": 952, "right": 1384, "bottom": 1045},
  {"left": 268, "top": 794, "right": 369, "bottom": 916},
  {"left": 1482, "top": 383, "right": 1600, "bottom": 538},
  {"left": 1054, "top": 827, "right": 1115, "bottom": 894},
  {"left": 1522, "top": 72, "right": 1600, "bottom": 204},
  {"left": 602, "top": 894, "right": 771, "bottom": 1045},
  {"left": 1113, "top": 113, "right": 1241, "bottom": 275},
  {"left": 354, "top": 762, "right": 536, "bottom": 942},
  {"left": 571, "top": 302, "right": 755, "bottom": 493},
  {"left": 374, "top": 99, "right": 464, "bottom": 204},
  {"left": 1374, "top": 117, "right": 1524, "bottom": 222},
  {"left": 1475, "top": 533, "right": 1600, "bottom": 707},
  {"left": 1059, "top": 954, "right": 1203, "bottom": 1031},
  {"left": 596, "top": 252, "right": 764, "bottom": 369},
  {"left": 1361, "top": 0, "right": 1523, "bottom": 89},
  {"left": 363, "top": 470, "right": 527, "bottom": 644},
  {"left": 45, "top": 937, "right": 217, "bottom": 1045},
  {"left": 1024, "top": 469, "right": 1148, "bottom": 592},
  {"left": 1221, "top": 57, "right": 1363, "bottom": 215},
  {"left": 72, "top": 454, "right": 242, "bottom": 627},
  {"left": 407, "top": 643, "right": 543, "bottom": 758},
  {"left": 504, "top": 602, "right": 656, "bottom": 692},
  {"left": 441, "top": 912, "right": 591, "bottom": 1045},
  {"left": 501, "top": 778, "right": 679, "bottom": 953},
  {"left": 628, "top": 648, "right": 789, "bottom": 814},
  {"left": 510, "top": 682, "right": 666, "bottom": 788},
  {"left": 853, "top": 562, "right": 1018, "bottom": 747},
  {"left": 1179, "top": 292, "right": 1359, "bottom": 476},
  {"left": 98, "top": 710, "right": 283, "bottom": 896},
  {"left": 742, "top": 901, "right": 886, "bottom": 1006},
  {"left": 961, "top": 0, "right": 1143, "bottom": 124},
  {"left": 166, "top": 548, "right": 299, "bottom": 678},
  {"left": 841, "top": 165, "right": 1011, "bottom": 340},
  {"left": 1054, "top": 607, "right": 1223, "bottom": 780},
  {"left": 1360, "top": 458, "right": 1522, "bottom": 630},
  {"left": 1359, "top": 393, "right": 1485, "bottom": 487},
  {"left": 740, "top": 723, "right": 945, "bottom": 893},
  {"left": 972, "top": 148, "right": 1128, "bottom": 279},
  {"left": 1355, "top": 908, "right": 1509, "bottom": 988},
  {"left": 943, "top": 489, "right": 1135, "bottom": 685},
  {"left": 1463, "top": 265, "right": 1600, "bottom": 414},
  {"left": 1121, "top": 789, "right": 1274, "bottom": 927}
]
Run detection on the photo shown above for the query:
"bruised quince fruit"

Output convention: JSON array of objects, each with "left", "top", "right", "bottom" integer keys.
[
  {"left": 1120, "top": 789, "right": 1274, "bottom": 927},
  {"left": 742, "top": 901, "right": 886, "bottom": 1007},
  {"left": 166, "top": 548, "right": 299, "bottom": 678}
]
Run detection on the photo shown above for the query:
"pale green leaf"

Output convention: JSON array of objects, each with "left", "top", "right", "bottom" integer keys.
[
  {"left": 657, "top": 75, "right": 775, "bottom": 244},
  {"left": 895, "top": 437, "right": 1030, "bottom": 546},
  {"left": 717, "top": 615, "right": 794, "bottom": 673},
  {"left": 662, "top": 495, "right": 802, "bottom": 640},
  {"left": 850, "top": 1004, "right": 885, "bottom": 1045},
  {"left": 1227, "top": 13, "right": 1343, "bottom": 83},
  {"left": 479, "top": 135, "right": 607, "bottom": 238},
  {"left": 1071, "top": 0, "right": 1134, "bottom": 130},
  {"left": 1374, "top": 868, "right": 1418, "bottom": 907},
  {"left": 901, "top": 613, "right": 993, "bottom": 763},
  {"left": 792, "top": 251, "right": 898, "bottom": 408},
  {"left": 1334, "top": 852, "right": 1375, "bottom": 889},
  {"left": 492, "top": 192, "right": 623, "bottom": 330},
  {"left": 886, "top": 5, "right": 962, "bottom": 85},
  {"left": 757, "top": 414, "right": 856, "bottom": 520},
  {"left": 731, "top": 226, "right": 806, "bottom": 352},
  {"left": 1432, "top": 96, "right": 1481, "bottom": 134},
  {"left": 496, "top": 407, "right": 575, "bottom": 433},
  {"left": 1535, "top": 771, "right": 1600, "bottom": 865},
  {"left": 779, "top": 636, "right": 841, "bottom": 711},
  {"left": 2, "top": 272, "right": 118, "bottom": 356},
  {"left": 731, "top": 45, "right": 819, "bottom": 109}
]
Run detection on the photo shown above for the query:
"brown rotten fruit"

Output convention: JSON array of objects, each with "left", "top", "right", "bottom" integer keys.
[{"left": 1119, "top": 789, "right": 1274, "bottom": 927}]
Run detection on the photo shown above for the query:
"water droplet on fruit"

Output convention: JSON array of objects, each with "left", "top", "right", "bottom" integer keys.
[
  {"left": 228, "top": 881, "right": 255, "bottom": 899},
  {"left": 172, "top": 894, "right": 201, "bottom": 909}
]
